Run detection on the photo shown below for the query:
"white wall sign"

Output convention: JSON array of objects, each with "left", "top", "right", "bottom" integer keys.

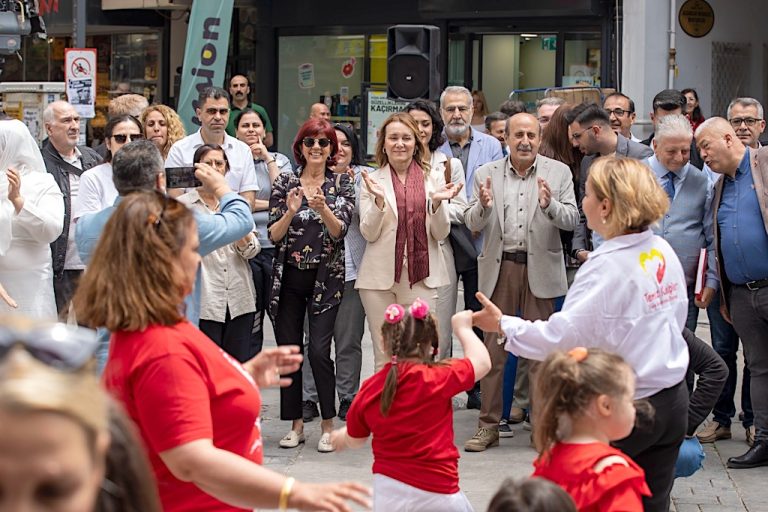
[{"left": 64, "top": 48, "right": 97, "bottom": 118}]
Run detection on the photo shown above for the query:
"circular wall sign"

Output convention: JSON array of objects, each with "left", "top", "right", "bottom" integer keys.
[{"left": 679, "top": 0, "right": 715, "bottom": 38}]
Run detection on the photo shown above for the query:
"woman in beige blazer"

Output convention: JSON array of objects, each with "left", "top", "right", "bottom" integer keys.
[{"left": 356, "top": 112, "right": 461, "bottom": 370}]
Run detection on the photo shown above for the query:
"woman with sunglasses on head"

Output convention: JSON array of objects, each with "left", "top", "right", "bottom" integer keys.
[
  {"left": 0, "top": 119, "right": 64, "bottom": 319},
  {"left": 268, "top": 118, "right": 355, "bottom": 452},
  {"left": 234, "top": 108, "right": 292, "bottom": 355},
  {"left": 73, "top": 192, "right": 370, "bottom": 511},
  {"left": 140, "top": 104, "right": 186, "bottom": 160},
  {"left": 74, "top": 115, "right": 143, "bottom": 220},
  {"left": 0, "top": 320, "right": 110, "bottom": 512},
  {"left": 356, "top": 112, "right": 462, "bottom": 372},
  {"left": 179, "top": 144, "right": 260, "bottom": 362}
]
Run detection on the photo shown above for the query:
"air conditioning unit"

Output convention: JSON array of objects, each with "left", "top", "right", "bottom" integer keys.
[{"left": 101, "top": 0, "right": 192, "bottom": 10}]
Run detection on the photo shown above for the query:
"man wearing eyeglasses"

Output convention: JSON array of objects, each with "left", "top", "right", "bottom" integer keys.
[
  {"left": 565, "top": 103, "right": 653, "bottom": 262},
  {"left": 727, "top": 97, "right": 766, "bottom": 150},
  {"left": 41, "top": 100, "right": 103, "bottom": 320},
  {"left": 165, "top": 87, "right": 259, "bottom": 210},
  {"left": 436, "top": 86, "right": 504, "bottom": 411},
  {"left": 603, "top": 92, "right": 641, "bottom": 142}
]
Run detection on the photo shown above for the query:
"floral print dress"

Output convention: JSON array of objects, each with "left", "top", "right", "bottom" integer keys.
[{"left": 268, "top": 167, "right": 354, "bottom": 318}]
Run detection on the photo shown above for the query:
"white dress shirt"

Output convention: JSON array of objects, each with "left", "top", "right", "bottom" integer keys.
[
  {"left": 165, "top": 130, "right": 259, "bottom": 194},
  {"left": 501, "top": 229, "right": 689, "bottom": 399}
]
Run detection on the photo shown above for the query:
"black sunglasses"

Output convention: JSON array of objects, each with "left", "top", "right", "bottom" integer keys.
[
  {"left": 0, "top": 323, "right": 98, "bottom": 371},
  {"left": 111, "top": 133, "right": 144, "bottom": 143},
  {"left": 302, "top": 137, "right": 331, "bottom": 148}
]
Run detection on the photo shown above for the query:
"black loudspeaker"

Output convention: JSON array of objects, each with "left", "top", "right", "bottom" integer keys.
[{"left": 387, "top": 25, "right": 441, "bottom": 101}]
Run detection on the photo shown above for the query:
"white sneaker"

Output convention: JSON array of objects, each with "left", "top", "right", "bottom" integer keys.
[
  {"left": 318, "top": 432, "right": 335, "bottom": 453},
  {"left": 279, "top": 430, "right": 305, "bottom": 448}
]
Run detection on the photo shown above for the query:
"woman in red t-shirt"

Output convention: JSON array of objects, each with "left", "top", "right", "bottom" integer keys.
[
  {"left": 74, "top": 189, "right": 371, "bottom": 512},
  {"left": 530, "top": 348, "right": 651, "bottom": 512},
  {"left": 331, "top": 299, "right": 491, "bottom": 511}
]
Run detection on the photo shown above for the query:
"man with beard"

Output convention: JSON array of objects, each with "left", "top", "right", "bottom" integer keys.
[
  {"left": 463, "top": 113, "right": 578, "bottom": 451},
  {"left": 437, "top": 86, "right": 504, "bottom": 411},
  {"left": 226, "top": 74, "right": 274, "bottom": 148},
  {"left": 566, "top": 103, "right": 652, "bottom": 261}
]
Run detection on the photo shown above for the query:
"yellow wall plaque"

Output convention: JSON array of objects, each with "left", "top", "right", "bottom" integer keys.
[{"left": 679, "top": 0, "right": 715, "bottom": 38}]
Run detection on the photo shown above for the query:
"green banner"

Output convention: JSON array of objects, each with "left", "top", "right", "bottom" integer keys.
[{"left": 177, "top": 0, "right": 234, "bottom": 134}]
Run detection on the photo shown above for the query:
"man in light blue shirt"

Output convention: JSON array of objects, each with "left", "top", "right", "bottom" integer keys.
[{"left": 76, "top": 140, "right": 254, "bottom": 367}]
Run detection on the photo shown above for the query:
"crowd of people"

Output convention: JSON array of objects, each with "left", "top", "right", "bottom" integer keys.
[{"left": 0, "top": 72, "right": 767, "bottom": 512}]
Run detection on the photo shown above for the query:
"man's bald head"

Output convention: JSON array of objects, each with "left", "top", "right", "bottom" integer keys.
[
  {"left": 506, "top": 113, "right": 541, "bottom": 171},
  {"left": 309, "top": 103, "right": 331, "bottom": 121},
  {"left": 695, "top": 117, "right": 746, "bottom": 176}
]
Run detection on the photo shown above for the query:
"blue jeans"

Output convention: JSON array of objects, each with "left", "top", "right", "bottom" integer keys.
[
  {"left": 675, "top": 437, "right": 705, "bottom": 478},
  {"left": 709, "top": 292, "right": 753, "bottom": 428}
]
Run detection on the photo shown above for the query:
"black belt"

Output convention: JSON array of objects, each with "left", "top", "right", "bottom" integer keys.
[
  {"left": 502, "top": 251, "right": 527, "bottom": 264},
  {"left": 742, "top": 278, "right": 768, "bottom": 291},
  {"left": 286, "top": 261, "right": 320, "bottom": 271}
]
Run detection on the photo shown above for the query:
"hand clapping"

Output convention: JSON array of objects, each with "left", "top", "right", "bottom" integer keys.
[
  {"left": 537, "top": 177, "right": 552, "bottom": 209},
  {"left": 432, "top": 182, "right": 463, "bottom": 204},
  {"left": 306, "top": 186, "right": 327, "bottom": 212},
  {"left": 6, "top": 167, "right": 23, "bottom": 213},
  {"left": 480, "top": 176, "right": 493, "bottom": 208},
  {"left": 286, "top": 187, "right": 304, "bottom": 213}
]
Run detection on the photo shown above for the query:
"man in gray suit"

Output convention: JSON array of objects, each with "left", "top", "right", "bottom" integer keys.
[
  {"left": 645, "top": 114, "right": 717, "bottom": 329},
  {"left": 567, "top": 103, "right": 653, "bottom": 262},
  {"left": 463, "top": 113, "right": 579, "bottom": 451}
]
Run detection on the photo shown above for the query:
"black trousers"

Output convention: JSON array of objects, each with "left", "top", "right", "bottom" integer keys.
[
  {"left": 730, "top": 285, "right": 768, "bottom": 442},
  {"left": 199, "top": 307, "right": 256, "bottom": 363},
  {"left": 249, "top": 248, "right": 276, "bottom": 356},
  {"left": 53, "top": 269, "right": 83, "bottom": 321},
  {"left": 274, "top": 264, "right": 338, "bottom": 421},
  {"left": 614, "top": 380, "right": 688, "bottom": 512}
]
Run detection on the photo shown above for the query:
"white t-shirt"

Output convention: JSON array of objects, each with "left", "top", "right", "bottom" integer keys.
[
  {"left": 62, "top": 150, "right": 85, "bottom": 270},
  {"left": 72, "top": 162, "right": 117, "bottom": 220}
]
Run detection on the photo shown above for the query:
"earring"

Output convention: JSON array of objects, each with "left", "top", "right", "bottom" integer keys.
[{"left": 601, "top": 217, "right": 607, "bottom": 224}]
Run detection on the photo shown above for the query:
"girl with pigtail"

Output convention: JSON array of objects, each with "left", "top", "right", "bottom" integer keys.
[
  {"left": 531, "top": 347, "right": 651, "bottom": 512},
  {"left": 331, "top": 298, "right": 490, "bottom": 511}
]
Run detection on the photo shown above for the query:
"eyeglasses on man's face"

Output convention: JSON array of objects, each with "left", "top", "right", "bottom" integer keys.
[
  {"left": 729, "top": 117, "right": 762, "bottom": 128},
  {"left": 605, "top": 108, "right": 632, "bottom": 118},
  {"left": 571, "top": 125, "right": 598, "bottom": 140}
]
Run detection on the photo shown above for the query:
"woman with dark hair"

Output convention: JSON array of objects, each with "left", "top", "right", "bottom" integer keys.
[
  {"left": 75, "top": 114, "right": 143, "bottom": 219},
  {"left": 404, "top": 100, "right": 468, "bottom": 359},
  {"left": 179, "top": 144, "right": 260, "bottom": 362},
  {"left": 234, "top": 108, "right": 292, "bottom": 355},
  {"left": 268, "top": 118, "right": 355, "bottom": 452},
  {"left": 682, "top": 88, "right": 705, "bottom": 131},
  {"left": 74, "top": 191, "right": 370, "bottom": 511}
]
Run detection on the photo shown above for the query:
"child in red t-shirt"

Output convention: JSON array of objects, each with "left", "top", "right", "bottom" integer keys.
[
  {"left": 331, "top": 299, "right": 491, "bottom": 511},
  {"left": 531, "top": 347, "right": 652, "bottom": 512}
]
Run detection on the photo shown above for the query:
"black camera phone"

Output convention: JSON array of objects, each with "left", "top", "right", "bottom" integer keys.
[{"left": 165, "top": 167, "right": 202, "bottom": 189}]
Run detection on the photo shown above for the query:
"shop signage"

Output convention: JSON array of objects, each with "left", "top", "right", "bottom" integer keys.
[
  {"left": 678, "top": 0, "right": 715, "bottom": 38},
  {"left": 177, "top": 0, "right": 235, "bottom": 134},
  {"left": 64, "top": 48, "right": 97, "bottom": 118},
  {"left": 366, "top": 91, "right": 408, "bottom": 156},
  {"left": 298, "top": 63, "right": 315, "bottom": 89}
]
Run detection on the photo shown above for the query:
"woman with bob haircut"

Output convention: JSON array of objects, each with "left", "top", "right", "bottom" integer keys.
[
  {"left": 140, "top": 104, "right": 186, "bottom": 160},
  {"left": 473, "top": 156, "right": 690, "bottom": 512},
  {"left": 268, "top": 117, "right": 355, "bottom": 453},
  {"left": 356, "top": 112, "right": 462, "bottom": 371},
  {"left": 73, "top": 192, "right": 370, "bottom": 512}
]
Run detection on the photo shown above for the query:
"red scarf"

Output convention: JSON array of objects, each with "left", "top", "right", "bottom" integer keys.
[{"left": 391, "top": 161, "right": 429, "bottom": 287}]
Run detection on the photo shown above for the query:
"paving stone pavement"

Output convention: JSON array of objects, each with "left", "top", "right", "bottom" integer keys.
[{"left": 257, "top": 311, "right": 766, "bottom": 511}]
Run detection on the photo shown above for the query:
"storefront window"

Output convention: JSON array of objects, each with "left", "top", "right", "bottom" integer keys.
[
  {"left": 277, "top": 35, "right": 365, "bottom": 158},
  {"left": 563, "top": 32, "right": 601, "bottom": 86}
]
